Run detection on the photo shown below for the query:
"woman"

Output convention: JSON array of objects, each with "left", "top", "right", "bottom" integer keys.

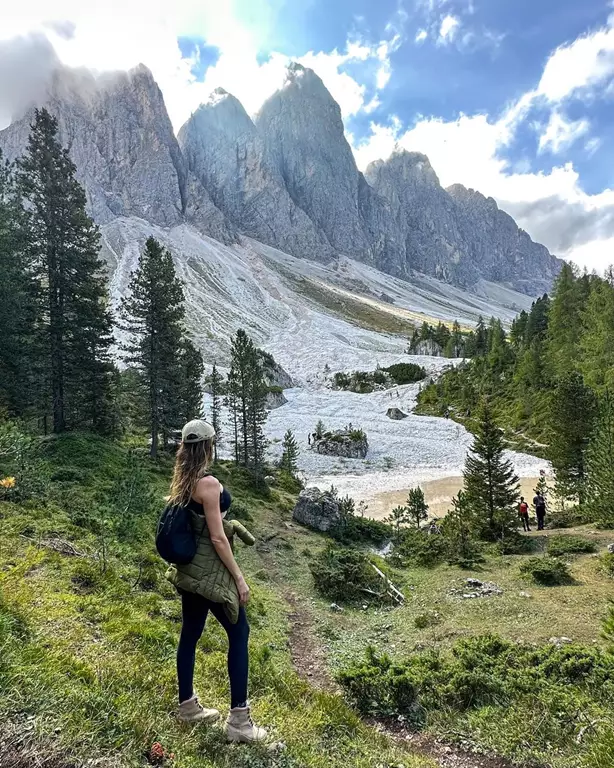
[{"left": 166, "top": 419, "right": 266, "bottom": 743}]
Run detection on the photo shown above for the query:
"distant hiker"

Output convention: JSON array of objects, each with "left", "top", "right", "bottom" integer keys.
[
  {"left": 518, "top": 496, "right": 531, "bottom": 532},
  {"left": 165, "top": 419, "right": 267, "bottom": 743},
  {"left": 307, "top": 433, "right": 311, "bottom": 446},
  {"left": 533, "top": 491, "right": 546, "bottom": 531}
]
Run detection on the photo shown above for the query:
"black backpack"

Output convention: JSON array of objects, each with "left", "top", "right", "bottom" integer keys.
[{"left": 156, "top": 503, "right": 198, "bottom": 565}]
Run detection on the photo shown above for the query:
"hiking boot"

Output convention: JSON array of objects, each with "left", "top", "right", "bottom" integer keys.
[
  {"left": 224, "top": 705, "right": 268, "bottom": 743},
  {"left": 177, "top": 695, "right": 220, "bottom": 724}
]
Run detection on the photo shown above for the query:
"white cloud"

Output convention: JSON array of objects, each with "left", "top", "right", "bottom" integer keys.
[
  {"left": 352, "top": 104, "right": 614, "bottom": 271},
  {"left": 438, "top": 14, "right": 460, "bottom": 45},
  {"left": 415, "top": 29, "right": 428, "bottom": 44},
  {"left": 538, "top": 112, "right": 590, "bottom": 154},
  {"left": 0, "top": 0, "right": 401, "bottom": 129},
  {"left": 537, "top": 12, "right": 614, "bottom": 102}
]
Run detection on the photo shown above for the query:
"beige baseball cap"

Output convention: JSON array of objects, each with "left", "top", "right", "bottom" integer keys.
[{"left": 181, "top": 419, "right": 216, "bottom": 443}]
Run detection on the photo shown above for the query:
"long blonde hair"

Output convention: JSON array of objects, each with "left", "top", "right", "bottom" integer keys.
[{"left": 169, "top": 439, "right": 214, "bottom": 506}]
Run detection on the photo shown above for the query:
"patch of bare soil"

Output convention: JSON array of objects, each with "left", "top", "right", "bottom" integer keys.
[
  {"left": 284, "top": 591, "right": 337, "bottom": 693},
  {"left": 372, "top": 721, "right": 533, "bottom": 768}
]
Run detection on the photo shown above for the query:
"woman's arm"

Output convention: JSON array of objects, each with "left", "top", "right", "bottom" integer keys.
[{"left": 194, "top": 476, "right": 250, "bottom": 605}]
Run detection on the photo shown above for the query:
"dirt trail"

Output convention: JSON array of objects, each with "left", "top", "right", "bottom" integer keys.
[{"left": 283, "top": 590, "right": 522, "bottom": 768}]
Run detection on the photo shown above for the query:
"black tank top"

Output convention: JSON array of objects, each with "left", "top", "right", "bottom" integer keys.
[{"left": 187, "top": 484, "right": 232, "bottom": 514}]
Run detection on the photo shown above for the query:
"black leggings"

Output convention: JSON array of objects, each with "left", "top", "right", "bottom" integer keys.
[{"left": 177, "top": 590, "right": 249, "bottom": 708}]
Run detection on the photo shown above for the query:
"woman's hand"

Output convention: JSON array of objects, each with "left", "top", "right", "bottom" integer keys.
[{"left": 235, "top": 575, "right": 250, "bottom": 606}]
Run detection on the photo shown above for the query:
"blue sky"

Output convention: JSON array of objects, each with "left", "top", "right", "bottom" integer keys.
[{"left": 1, "top": 0, "right": 614, "bottom": 269}]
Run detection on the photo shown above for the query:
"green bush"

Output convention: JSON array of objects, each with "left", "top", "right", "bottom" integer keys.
[
  {"left": 519, "top": 556, "right": 573, "bottom": 585},
  {"left": 548, "top": 506, "right": 592, "bottom": 528},
  {"left": 414, "top": 611, "right": 441, "bottom": 629},
  {"left": 383, "top": 363, "right": 426, "bottom": 385},
  {"left": 547, "top": 535, "right": 596, "bottom": 557},
  {"left": 598, "top": 552, "right": 614, "bottom": 578},
  {"left": 394, "top": 527, "right": 446, "bottom": 568},
  {"left": 309, "top": 545, "right": 388, "bottom": 604},
  {"left": 229, "top": 501, "right": 253, "bottom": 522}
]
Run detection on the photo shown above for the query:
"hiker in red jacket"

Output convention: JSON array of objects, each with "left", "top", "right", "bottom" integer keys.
[{"left": 518, "top": 497, "right": 531, "bottom": 532}]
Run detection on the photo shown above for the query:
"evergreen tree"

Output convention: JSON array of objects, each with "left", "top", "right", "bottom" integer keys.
[
  {"left": 120, "top": 236, "right": 185, "bottom": 457},
  {"left": 280, "top": 430, "right": 299, "bottom": 475},
  {"left": 315, "top": 420, "right": 326, "bottom": 439},
  {"left": 226, "top": 329, "right": 268, "bottom": 469},
  {"left": 384, "top": 505, "right": 409, "bottom": 541},
  {"left": 177, "top": 338, "right": 204, "bottom": 425},
  {"left": 0, "top": 152, "right": 35, "bottom": 416},
  {"left": 463, "top": 401, "right": 520, "bottom": 540},
  {"left": 209, "top": 362, "right": 223, "bottom": 462},
  {"left": 579, "top": 277, "right": 614, "bottom": 393},
  {"left": 442, "top": 491, "right": 480, "bottom": 566},
  {"left": 510, "top": 310, "right": 528, "bottom": 349},
  {"left": 524, "top": 295, "right": 550, "bottom": 345},
  {"left": 109, "top": 450, "right": 158, "bottom": 541},
  {"left": 406, "top": 487, "right": 428, "bottom": 528},
  {"left": 533, "top": 473, "right": 549, "bottom": 501},
  {"left": 547, "top": 264, "right": 583, "bottom": 380},
  {"left": 586, "top": 391, "right": 614, "bottom": 525},
  {"left": 549, "top": 372, "right": 596, "bottom": 504},
  {"left": 17, "top": 108, "right": 114, "bottom": 433},
  {"left": 474, "top": 316, "right": 488, "bottom": 357}
]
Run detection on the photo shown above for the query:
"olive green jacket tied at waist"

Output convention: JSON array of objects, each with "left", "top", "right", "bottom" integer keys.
[{"left": 166, "top": 512, "right": 255, "bottom": 624}]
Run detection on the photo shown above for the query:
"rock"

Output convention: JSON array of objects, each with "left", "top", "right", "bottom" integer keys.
[
  {"left": 330, "top": 603, "right": 344, "bottom": 612},
  {"left": 387, "top": 407, "right": 408, "bottom": 420},
  {"left": 519, "top": 591, "right": 532, "bottom": 598},
  {"left": 264, "top": 475, "right": 276, "bottom": 485},
  {"left": 607, "top": 543, "right": 614, "bottom": 554},
  {"left": 0, "top": 65, "right": 235, "bottom": 242},
  {"left": 314, "top": 430, "right": 369, "bottom": 459},
  {"left": 549, "top": 636, "right": 573, "bottom": 646},
  {"left": 292, "top": 487, "right": 341, "bottom": 532},
  {"left": 466, "top": 578, "right": 483, "bottom": 588},
  {"left": 265, "top": 389, "right": 288, "bottom": 410}
]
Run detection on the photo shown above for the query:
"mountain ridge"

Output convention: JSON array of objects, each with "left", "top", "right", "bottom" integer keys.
[{"left": 0, "top": 61, "right": 562, "bottom": 295}]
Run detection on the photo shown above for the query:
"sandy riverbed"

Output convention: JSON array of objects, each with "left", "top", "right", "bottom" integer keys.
[{"left": 366, "top": 475, "right": 543, "bottom": 521}]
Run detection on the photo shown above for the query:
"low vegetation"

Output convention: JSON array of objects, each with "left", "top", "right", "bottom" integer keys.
[
  {"left": 547, "top": 535, "right": 597, "bottom": 556},
  {"left": 520, "top": 556, "right": 573, "bottom": 585},
  {"left": 332, "top": 363, "right": 426, "bottom": 393},
  {"left": 338, "top": 634, "right": 614, "bottom": 767}
]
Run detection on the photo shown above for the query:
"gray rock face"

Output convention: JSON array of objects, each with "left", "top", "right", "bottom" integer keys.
[
  {"left": 265, "top": 389, "right": 288, "bottom": 410},
  {"left": 179, "top": 88, "right": 332, "bottom": 260},
  {"left": 0, "top": 65, "right": 235, "bottom": 243},
  {"left": 0, "top": 60, "right": 562, "bottom": 296},
  {"left": 447, "top": 184, "right": 561, "bottom": 294},
  {"left": 366, "top": 150, "right": 472, "bottom": 284},
  {"left": 292, "top": 487, "right": 341, "bottom": 532},
  {"left": 256, "top": 64, "right": 390, "bottom": 268}
]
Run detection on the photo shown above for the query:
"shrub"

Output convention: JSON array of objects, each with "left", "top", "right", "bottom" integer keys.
[
  {"left": 383, "top": 363, "right": 426, "bottom": 385},
  {"left": 229, "top": 501, "right": 253, "bottom": 522},
  {"left": 548, "top": 506, "right": 592, "bottom": 529},
  {"left": 547, "top": 535, "right": 596, "bottom": 557},
  {"left": 309, "top": 545, "right": 389, "bottom": 604},
  {"left": 519, "top": 556, "right": 572, "bottom": 585},
  {"left": 394, "top": 527, "right": 446, "bottom": 568},
  {"left": 498, "top": 532, "right": 540, "bottom": 555},
  {"left": 598, "top": 552, "right": 614, "bottom": 578},
  {"left": 332, "top": 514, "right": 392, "bottom": 546},
  {"left": 414, "top": 611, "right": 441, "bottom": 629}
]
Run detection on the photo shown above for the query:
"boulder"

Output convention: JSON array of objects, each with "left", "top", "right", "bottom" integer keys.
[
  {"left": 292, "top": 488, "right": 341, "bottom": 532},
  {"left": 265, "top": 389, "right": 288, "bottom": 410},
  {"left": 608, "top": 543, "right": 614, "bottom": 554},
  {"left": 387, "top": 407, "right": 408, "bottom": 420},
  {"left": 314, "top": 430, "right": 368, "bottom": 459}
]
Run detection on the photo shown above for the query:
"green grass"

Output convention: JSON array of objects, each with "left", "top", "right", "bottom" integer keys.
[{"left": 0, "top": 433, "right": 432, "bottom": 768}]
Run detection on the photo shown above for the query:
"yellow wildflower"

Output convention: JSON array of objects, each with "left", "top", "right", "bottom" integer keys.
[{"left": 0, "top": 476, "right": 16, "bottom": 489}]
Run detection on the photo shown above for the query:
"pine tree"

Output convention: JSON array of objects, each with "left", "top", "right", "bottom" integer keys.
[
  {"left": 315, "top": 420, "right": 326, "bottom": 439},
  {"left": 442, "top": 491, "right": 480, "bottom": 566},
  {"left": 579, "top": 276, "right": 614, "bottom": 393},
  {"left": 280, "top": 430, "right": 299, "bottom": 475},
  {"left": 177, "top": 338, "right": 204, "bottom": 424},
  {"left": 17, "top": 108, "right": 114, "bottom": 433},
  {"left": 0, "top": 152, "right": 35, "bottom": 416},
  {"left": 549, "top": 372, "right": 596, "bottom": 504},
  {"left": 463, "top": 401, "right": 520, "bottom": 540},
  {"left": 474, "top": 316, "right": 488, "bottom": 357},
  {"left": 226, "top": 330, "right": 268, "bottom": 469},
  {"left": 586, "top": 391, "right": 614, "bottom": 526},
  {"left": 547, "top": 264, "right": 582, "bottom": 380},
  {"left": 406, "top": 487, "right": 428, "bottom": 528},
  {"left": 120, "top": 236, "right": 185, "bottom": 457},
  {"left": 533, "top": 473, "right": 549, "bottom": 501},
  {"left": 384, "top": 505, "right": 409, "bottom": 541},
  {"left": 209, "top": 362, "right": 223, "bottom": 462}
]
